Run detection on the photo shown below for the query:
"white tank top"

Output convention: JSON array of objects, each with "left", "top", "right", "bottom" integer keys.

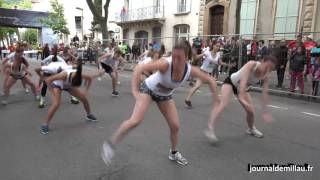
[
  {"left": 145, "top": 57, "right": 191, "bottom": 96},
  {"left": 10, "top": 61, "right": 26, "bottom": 77},
  {"left": 41, "top": 62, "right": 71, "bottom": 74},
  {"left": 230, "top": 62, "right": 264, "bottom": 87},
  {"left": 53, "top": 69, "right": 76, "bottom": 89},
  {"left": 200, "top": 50, "right": 220, "bottom": 73}
]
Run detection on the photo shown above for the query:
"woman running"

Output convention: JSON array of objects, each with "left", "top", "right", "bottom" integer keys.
[
  {"left": 101, "top": 41, "right": 218, "bottom": 166},
  {"left": 37, "top": 45, "right": 67, "bottom": 108},
  {"left": 98, "top": 48, "right": 125, "bottom": 97},
  {"left": 1, "top": 43, "right": 38, "bottom": 105},
  {"left": 2, "top": 46, "right": 30, "bottom": 95},
  {"left": 37, "top": 60, "right": 97, "bottom": 135},
  {"left": 185, "top": 44, "right": 230, "bottom": 108},
  {"left": 205, "top": 56, "right": 278, "bottom": 143}
]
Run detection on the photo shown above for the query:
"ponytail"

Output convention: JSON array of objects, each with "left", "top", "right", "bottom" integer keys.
[
  {"left": 71, "top": 59, "right": 82, "bottom": 87},
  {"left": 52, "top": 44, "right": 58, "bottom": 62}
]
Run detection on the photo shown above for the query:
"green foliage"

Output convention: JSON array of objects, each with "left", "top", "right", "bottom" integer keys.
[
  {"left": 40, "top": 0, "right": 70, "bottom": 37},
  {"left": 22, "top": 29, "right": 38, "bottom": 45},
  {"left": 1, "top": 0, "right": 32, "bottom": 9}
]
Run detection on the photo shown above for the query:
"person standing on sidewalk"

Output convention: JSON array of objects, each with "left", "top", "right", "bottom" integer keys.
[
  {"left": 275, "top": 40, "right": 288, "bottom": 88},
  {"left": 289, "top": 46, "right": 306, "bottom": 94}
]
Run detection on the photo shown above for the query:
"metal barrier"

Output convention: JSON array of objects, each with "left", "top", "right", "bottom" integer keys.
[{"left": 96, "top": 32, "right": 320, "bottom": 98}]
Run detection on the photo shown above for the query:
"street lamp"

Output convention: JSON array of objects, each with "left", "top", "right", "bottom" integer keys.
[{"left": 76, "top": 7, "right": 84, "bottom": 41}]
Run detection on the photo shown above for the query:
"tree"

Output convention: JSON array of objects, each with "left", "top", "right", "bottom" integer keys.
[
  {"left": 86, "top": 0, "right": 111, "bottom": 45},
  {"left": 22, "top": 29, "right": 38, "bottom": 47},
  {"left": 40, "top": 0, "right": 70, "bottom": 41}
]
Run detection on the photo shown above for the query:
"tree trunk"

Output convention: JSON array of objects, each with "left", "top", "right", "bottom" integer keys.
[
  {"left": 5, "top": 36, "right": 10, "bottom": 47},
  {"left": 235, "top": 0, "right": 242, "bottom": 35},
  {"left": 100, "top": 20, "right": 108, "bottom": 45}
]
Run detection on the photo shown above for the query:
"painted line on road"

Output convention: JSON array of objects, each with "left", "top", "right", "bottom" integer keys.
[
  {"left": 267, "top": 105, "right": 289, "bottom": 110},
  {"left": 301, "top": 112, "right": 320, "bottom": 117}
]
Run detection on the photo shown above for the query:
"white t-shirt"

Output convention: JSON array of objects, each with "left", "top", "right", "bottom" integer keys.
[
  {"left": 200, "top": 50, "right": 221, "bottom": 73},
  {"left": 42, "top": 55, "right": 66, "bottom": 65},
  {"left": 41, "top": 62, "right": 72, "bottom": 74}
]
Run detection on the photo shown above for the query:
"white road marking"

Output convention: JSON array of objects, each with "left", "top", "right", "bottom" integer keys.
[
  {"left": 301, "top": 112, "right": 320, "bottom": 117},
  {"left": 267, "top": 105, "right": 288, "bottom": 110}
]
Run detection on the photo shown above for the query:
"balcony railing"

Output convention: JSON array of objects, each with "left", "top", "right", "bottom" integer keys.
[{"left": 115, "top": 6, "right": 164, "bottom": 23}]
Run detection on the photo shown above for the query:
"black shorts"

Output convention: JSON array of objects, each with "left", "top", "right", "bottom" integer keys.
[
  {"left": 223, "top": 76, "right": 238, "bottom": 95},
  {"left": 139, "top": 81, "right": 172, "bottom": 102},
  {"left": 101, "top": 62, "right": 113, "bottom": 74},
  {"left": 10, "top": 73, "right": 26, "bottom": 80}
]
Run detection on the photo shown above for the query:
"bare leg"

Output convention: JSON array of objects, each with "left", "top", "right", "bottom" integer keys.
[
  {"left": 22, "top": 77, "right": 37, "bottom": 96},
  {"left": 69, "top": 88, "right": 91, "bottom": 114},
  {"left": 4, "top": 76, "right": 17, "bottom": 98},
  {"left": 185, "top": 78, "right": 203, "bottom": 101},
  {"left": 110, "top": 93, "right": 152, "bottom": 145},
  {"left": 44, "top": 88, "right": 61, "bottom": 125},
  {"left": 157, "top": 100, "right": 180, "bottom": 151},
  {"left": 208, "top": 84, "right": 233, "bottom": 131},
  {"left": 237, "top": 92, "right": 255, "bottom": 129}
]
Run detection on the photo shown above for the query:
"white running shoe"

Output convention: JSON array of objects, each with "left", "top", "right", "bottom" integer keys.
[
  {"left": 101, "top": 141, "right": 115, "bottom": 166},
  {"left": 246, "top": 127, "right": 264, "bottom": 138},
  {"left": 204, "top": 129, "right": 218, "bottom": 143},
  {"left": 168, "top": 150, "right": 188, "bottom": 166},
  {"left": 1, "top": 100, "right": 8, "bottom": 105},
  {"left": 25, "top": 88, "right": 30, "bottom": 94},
  {"left": 117, "top": 81, "right": 121, "bottom": 85},
  {"left": 97, "top": 77, "right": 102, "bottom": 81}
]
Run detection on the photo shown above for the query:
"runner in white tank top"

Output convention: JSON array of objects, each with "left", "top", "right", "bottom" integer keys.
[
  {"left": 185, "top": 45, "right": 231, "bottom": 108},
  {"left": 37, "top": 61, "right": 99, "bottom": 135},
  {"left": 101, "top": 41, "right": 219, "bottom": 166},
  {"left": 205, "top": 56, "right": 278, "bottom": 143}
]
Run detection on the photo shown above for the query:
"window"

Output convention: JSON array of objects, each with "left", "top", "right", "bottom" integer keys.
[
  {"left": 274, "top": 0, "right": 299, "bottom": 38},
  {"left": 240, "top": 0, "right": 257, "bottom": 36},
  {"left": 174, "top": 24, "right": 190, "bottom": 43},
  {"left": 177, "top": 0, "right": 187, "bottom": 13},
  {"left": 154, "top": 0, "right": 161, "bottom": 13}
]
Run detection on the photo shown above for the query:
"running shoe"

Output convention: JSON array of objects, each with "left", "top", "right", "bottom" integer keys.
[
  {"left": 70, "top": 96, "right": 80, "bottom": 104},
  {"left": 112, "top": 91, "right": 119, "bottom": 97},
  {"left": 184, "top": 100, "right": 192, "bottom": 109},
  {"left": 39, "top": 97, "right": 45, "bottom": 108},
  {"left": 117, "top": 81, "right": 121, "bottom": 85},
  {"left": 246, "top": 127, "right": 264, "bottom": 138},
  {"left": 204, "top": 129, "right": 218, "bottom": 143},
  {"left": 1, "top": 100, "right": 8, "bottom": 105},
  {"left": 168, "top": 150, "right": 188, "bottom": 166},
  {"left": 41, "top": 125, "right": 49, "bottom": 135},
  {"left": 101, "top": 141, "right": 115, "bottom": 166},
  {"left": 86, "top": 114, "right": 98, "bottom": 122},
  {"left": 97, "top": 77, "right": 102, "bottom": 81},
  {"left": 25, "top": 88, "right": 30, "bottom": 94}
]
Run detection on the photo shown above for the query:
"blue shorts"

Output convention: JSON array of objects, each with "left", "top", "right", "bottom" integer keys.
[{"left": 139, "top": 82, "right": 172, "bottom": 102}]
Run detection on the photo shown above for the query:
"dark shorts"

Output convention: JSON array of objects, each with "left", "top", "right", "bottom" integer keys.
[
  {"left": 51, "top": 84, "right": 71, "bottom": 91},
  {"left": 139, "top": 82, "right": 172, "bottom": 102},
  {"left": 10, "top": 73, "right": 26, "bottom": 80},
  {"left": 101, "top": 62, "right": 113, "bottom": 74},
  {"left": 223, "top": 76, "right": 238, "bottom": 95}
]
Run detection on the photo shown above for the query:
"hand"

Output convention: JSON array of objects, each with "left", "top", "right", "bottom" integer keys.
[{"left": 262, "top": 112, "right": 273, "bottom": 123}]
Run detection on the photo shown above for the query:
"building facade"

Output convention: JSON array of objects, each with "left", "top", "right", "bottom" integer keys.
[
  {"left": 115, "top": 0, "right": 202, "bottom": 50},
  {"left": 199, "top": 0, "right": 320, "bottom": 40}
]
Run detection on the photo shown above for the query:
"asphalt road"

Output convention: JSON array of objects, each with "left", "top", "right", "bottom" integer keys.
[{"left": 0, "top": 63, "right": 319, "bottom": 180}]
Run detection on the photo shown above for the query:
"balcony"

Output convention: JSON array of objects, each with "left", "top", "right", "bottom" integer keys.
[{"left": 115, "top": 6, "right": 165, "bottom": 26}]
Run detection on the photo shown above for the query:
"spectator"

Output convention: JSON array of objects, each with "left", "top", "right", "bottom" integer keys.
[
  {"left": 276, "top": 40, "right": 288, "bottom": 88},
  {"left": 289, "top": 46, "right": 306, "bottom": 94},
  {"left": 310, "top": 39, "right": 320, "bottom": 65},
  {"left": 192, "top": 33, "right": 203, "bottom": 55},
  {"left": 256, "top": 40, "right": 268, "bottom": 61},
  {"left": 131, "top": 41, "right": 140, "bottom": 63},
  {"left": 42, "top": 43, "right": 50, "bottom": 60},
  {"left": 311, "top": 55, "right": 320, "bottom": 96}
]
